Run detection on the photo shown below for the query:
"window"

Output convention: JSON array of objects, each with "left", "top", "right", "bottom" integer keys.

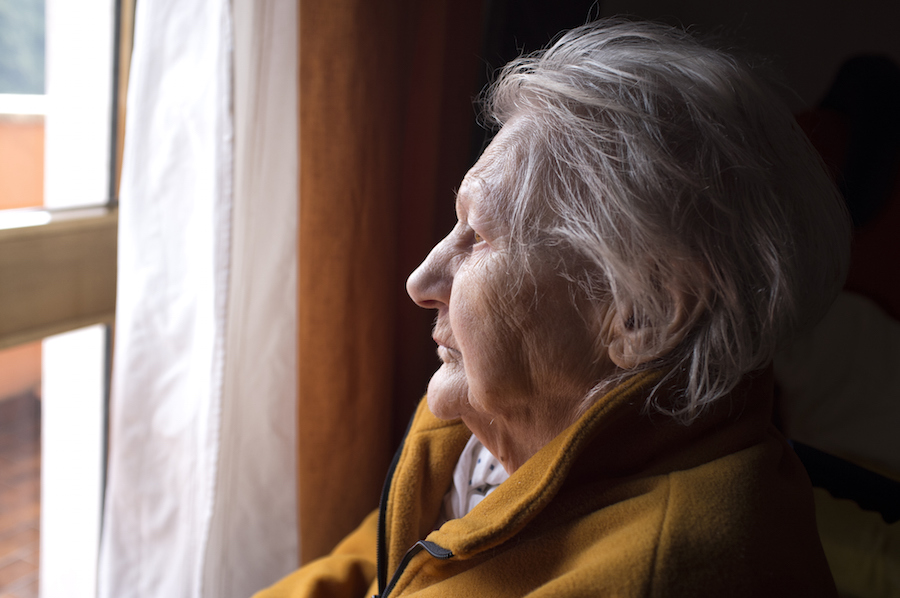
[{"left": 0, "top": 0, "right": 133, "bottom": 595}]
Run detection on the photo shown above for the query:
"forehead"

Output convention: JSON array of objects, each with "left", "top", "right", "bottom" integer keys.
[
  {"left": 472, "top": 120, "right": 523, "bottom": 179},
  {"left": 456, "top": 121, "right": 524, "bottom": 216}
]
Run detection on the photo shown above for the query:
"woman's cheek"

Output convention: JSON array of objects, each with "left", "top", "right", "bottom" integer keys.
[{"left": 452, "top": 266, "right": 536, "bottom": 415}]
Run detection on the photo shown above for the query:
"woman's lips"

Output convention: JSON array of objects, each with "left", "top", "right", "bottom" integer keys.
[{"left": 434, "top": 337, "right": 460, "bottom": 358}]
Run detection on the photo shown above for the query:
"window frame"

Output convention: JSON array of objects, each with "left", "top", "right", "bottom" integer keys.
[{"left": 0, "top": 209, "right": 117, "bottom": 350}]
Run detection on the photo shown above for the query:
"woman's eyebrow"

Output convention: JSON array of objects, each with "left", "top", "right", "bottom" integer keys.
[{"left": 455, "top": 179, "right": 478, "bottom": 216}]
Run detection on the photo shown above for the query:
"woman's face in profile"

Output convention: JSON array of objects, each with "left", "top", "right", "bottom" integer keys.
[{"left": 407, "top": 120, "right": 610, "bottom": 438}]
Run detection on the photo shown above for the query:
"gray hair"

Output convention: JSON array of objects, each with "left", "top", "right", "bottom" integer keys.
[{"left": 483, "top": 19, "right": 851, "bottom": 422}]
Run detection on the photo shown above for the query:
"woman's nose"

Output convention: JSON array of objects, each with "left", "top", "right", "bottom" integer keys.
[{"left": 407, "top": 239, "right": 452, "bottom": 309}]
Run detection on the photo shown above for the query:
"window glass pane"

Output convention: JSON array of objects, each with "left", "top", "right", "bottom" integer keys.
[
  {"left": 0, "top": 326, "right": 106, "bottom": 596},
  {"left": 0, "top": 0, "right": 45, "bottom": 214},
  {"left": 1, "top": 0, "right": 115, "bottom": 221},
  {"left": 0, "top": 341, "right": 41, "bottom": 596}
]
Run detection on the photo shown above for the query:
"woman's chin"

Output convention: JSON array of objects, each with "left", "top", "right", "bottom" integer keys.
[{"left": 426, "top": 366, "right": 469, "bottom": 421}]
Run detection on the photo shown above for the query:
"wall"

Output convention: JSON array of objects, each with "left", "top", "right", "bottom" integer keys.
[{"left": 0, "top": 116, "right": 43, "bottom": 210}]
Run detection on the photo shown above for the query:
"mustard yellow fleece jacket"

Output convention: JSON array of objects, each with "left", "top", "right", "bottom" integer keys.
[{"left": 256, "top": 370, "right": 837, "bottom": 597}]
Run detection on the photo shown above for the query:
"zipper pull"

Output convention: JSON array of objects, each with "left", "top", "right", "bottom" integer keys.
[
  {"left": 380, "top": 540, "right": 454, "bottom": 597},
  {"left": 418, "top": 540, "right": 453, "bottom": 559}
]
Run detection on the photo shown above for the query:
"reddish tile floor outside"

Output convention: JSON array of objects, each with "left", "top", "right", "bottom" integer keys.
[{"left": 0, "top": 392, "right": 40, "bottom": 598}]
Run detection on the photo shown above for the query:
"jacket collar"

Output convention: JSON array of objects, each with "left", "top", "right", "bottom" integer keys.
[{"left": 421, "top": 368, "right": 775, "bottom": 559}]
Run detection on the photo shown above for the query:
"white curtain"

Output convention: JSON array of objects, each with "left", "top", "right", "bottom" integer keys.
[{"left": 98, "top": 0, "right": 298, "bottom": 596}]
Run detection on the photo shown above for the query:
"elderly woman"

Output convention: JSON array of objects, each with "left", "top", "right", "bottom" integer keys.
[{"left": 258, "top": 19, "right": 848, "bottom": 597}]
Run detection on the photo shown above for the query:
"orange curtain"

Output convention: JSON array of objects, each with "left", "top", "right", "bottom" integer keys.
[{"left": 298, "top": 0, "right": 485, "bottom": 562}]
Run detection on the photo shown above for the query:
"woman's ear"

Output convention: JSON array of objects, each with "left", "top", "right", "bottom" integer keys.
[{"left": 606, "top": 285, "right": 708, "bottom": 370}]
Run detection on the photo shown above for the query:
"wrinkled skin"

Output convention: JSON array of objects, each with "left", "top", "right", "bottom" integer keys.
[{"left": 406, "top": 120, "right": 615, "bottom": 473}]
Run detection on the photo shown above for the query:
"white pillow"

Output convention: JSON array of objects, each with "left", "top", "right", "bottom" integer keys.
[{"left": 774, "top": 292, "right": 900, "bottom": 478}]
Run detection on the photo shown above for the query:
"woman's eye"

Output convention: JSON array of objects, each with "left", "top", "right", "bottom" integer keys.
[{"left": 473, "top": 231, "right": 484, "bottom": 243}]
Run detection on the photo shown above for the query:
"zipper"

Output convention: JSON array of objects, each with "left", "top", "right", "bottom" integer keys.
[
  {"left": 377, "top": 540, "right": 454, "bottom": 598},
  {"left": 374, "top": 409, "right": 454, "bottom": 597},
  {"left": 376, "top": 412, "right": 417, "bottom": 596}
]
